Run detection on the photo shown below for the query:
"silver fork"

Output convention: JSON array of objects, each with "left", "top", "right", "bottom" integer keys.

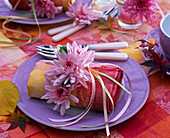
[
  {"left": 100, "top": 4, "right": 120, "bottom": 20},
  {"left": 36, "top": 44, "right": 128, "bottom": 61},
  {"left": 109, "top": 4, "right": 120, "bottom": 18}
]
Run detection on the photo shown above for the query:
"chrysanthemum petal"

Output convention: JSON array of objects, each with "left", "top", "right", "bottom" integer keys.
[
  {"left": 69, "top": 94, "right": 79, "bottom": 103},
  {"left": 53, "top": 104, "right": 59, "bottom": 110},
  {"left": 65, "top": 99, "right": 70, "bottom": 109},
  {"left": 60, "top": 104, "right": 66, "bottom": 116}
]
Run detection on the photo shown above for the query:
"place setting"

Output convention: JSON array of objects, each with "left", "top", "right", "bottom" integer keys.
[
  {"left": 1, "top": 0, "right": 93, "bottom": 24},
  {"left": 0, "top": 0, "right": 169, "bottom": 137},
  {"left": 0, "top": 0, "right": 121, "bottom": 46},
  {"left": 12, "top": 41, "right": 150, "bottom": 134}
]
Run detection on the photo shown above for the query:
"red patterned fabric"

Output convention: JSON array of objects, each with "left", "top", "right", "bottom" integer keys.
[{"left": 0, "top": 0, "right": 170, "bottom": 137}]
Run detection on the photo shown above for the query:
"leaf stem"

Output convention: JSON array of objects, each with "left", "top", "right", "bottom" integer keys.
[{"left": 108, "top": 27, "right": 127, "bottom": 34}]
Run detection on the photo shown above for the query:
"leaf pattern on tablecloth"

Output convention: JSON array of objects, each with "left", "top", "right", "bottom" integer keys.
[
  {"left": 0, "top": 124, "right": 11, "bottom": 138},
  {"left": 155, "top": 91, "right": 170, "bottom": 114}
]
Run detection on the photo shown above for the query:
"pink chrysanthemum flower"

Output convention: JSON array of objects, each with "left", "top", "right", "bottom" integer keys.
[
  {"left": 43, "top": 41, "right": 95, "bottom": 115},
  {"left": 123, "top": 0, "right": 159, "bottom": 23},
  {"left": 29, "top": 0, "right": 60, "bottom": 19},
  {"left": 41, "top": 85, "right": 79, "bottom": 116},
  {"left": 66, "top": 0, "right": 98, "bottom": 26},
  {"left": 44, "top": 41, "right": 95, "bottom": 88}
]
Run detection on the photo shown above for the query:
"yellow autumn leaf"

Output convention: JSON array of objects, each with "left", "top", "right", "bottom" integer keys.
[
  {"left": 0, "top": 80, "right": 19, "bottom": 115},
  {"left": 148, "top": 37, "right": 155, "bottom": 45},
  {"left": 119, "top": 41, "right": 143, "bottom": 61},
  {"left": 107, "top": 14, "right": 114, "bottom": 28}
]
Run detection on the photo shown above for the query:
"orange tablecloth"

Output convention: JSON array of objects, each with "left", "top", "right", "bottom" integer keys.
[{"left": 0, "top": 0, "right": 170, "bottom": 137}]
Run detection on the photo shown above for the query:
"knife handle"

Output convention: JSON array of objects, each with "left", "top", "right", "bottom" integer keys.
[
  {"left": 88, "top": 42, "right": 128, "bottom": 50},
  {"left": 47, "top": 24, "right": 73, "bottom": 35},
  {"left": 94, "top": 52, "right": 128, "bottom": 61},
  {"left": 52, "top": 25, "right": 86, "bottom": 42}
]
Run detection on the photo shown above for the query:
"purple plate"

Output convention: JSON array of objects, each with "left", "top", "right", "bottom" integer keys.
[
  {"left": 12, "top": 53, "right": 149, "bottom": 131},
  {"left": 1, "top": 0, "right": 93, "bottom": 25}
]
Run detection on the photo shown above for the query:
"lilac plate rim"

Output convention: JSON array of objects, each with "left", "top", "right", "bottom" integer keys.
[{"left": 12, "top": 53, "right": 150, "bottom": 131}]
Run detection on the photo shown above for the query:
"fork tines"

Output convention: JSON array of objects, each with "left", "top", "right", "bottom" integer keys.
[
  {"left": 36, "top": 45, "right": 57, "bottom": 52},
  {"left": 101, "top": 4, "right": 119, "bottom": 20},
  {"left": 37, "top": 46, "right": 57, "bottom": 59},
  {"left": 37, "top": 51, "right": 57, "bottom": 59},
  {"left": 110, "top": 7, "right": 120, "bottom": 18}
]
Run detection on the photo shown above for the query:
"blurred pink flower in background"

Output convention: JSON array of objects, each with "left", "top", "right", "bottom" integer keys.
[
  {"left": 29, "top": 0, "right": 60, "bottom": 18},
  {"left": 66, "top": 0, "right": 98, "bottom": 26},
  {"left": 123, "top": 0, "right": 159, "bottom": 23}
]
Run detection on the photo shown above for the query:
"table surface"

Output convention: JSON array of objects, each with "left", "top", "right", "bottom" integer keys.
[{"left": 0, "top": 0, "right": 170, "bottom": 137}]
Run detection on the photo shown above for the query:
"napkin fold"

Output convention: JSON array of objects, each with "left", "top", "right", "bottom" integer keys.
[{"left": 27, "top": 60, "right": 123, "bottom": 112}]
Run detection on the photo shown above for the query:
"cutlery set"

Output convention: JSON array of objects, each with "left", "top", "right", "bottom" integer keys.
[
  {"left": 38, "top": 4, "right": 127, "bottom": 61},
  {"left": 47, "top": 4, "right": 120, "bottom": 42},
  {"left": 36, "top": 42, "right": 129, "bottom": 61}
]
